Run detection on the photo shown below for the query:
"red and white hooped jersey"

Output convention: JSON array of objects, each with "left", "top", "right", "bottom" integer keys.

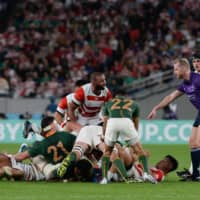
[
  {"left": 72, "top": 83, "right": 112, "bottom": 117},
  {"left": 56, "top": 93, "right": 74, "bottom": 116},
  {"left": 149, "top": 167, "right": 165, "bottom": 182}
]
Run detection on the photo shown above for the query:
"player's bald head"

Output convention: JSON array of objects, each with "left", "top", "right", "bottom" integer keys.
[
  {"left": 90, "top": 72, "right": 106, "bottom": 91},
  {"left": 90, "top": 72, "right": 105, "bottom": 82}
]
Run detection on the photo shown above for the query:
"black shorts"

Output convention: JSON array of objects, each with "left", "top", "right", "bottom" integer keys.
[{"left": 193, "top": 111, "right": 200, "bottom": 127}]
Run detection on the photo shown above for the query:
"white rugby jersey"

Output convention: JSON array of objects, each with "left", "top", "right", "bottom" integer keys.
[
  {"left": 149, "top": 167, "right": 165, "bottom": 182},
  {"left": 72, "top": 83, "right": 112, "bottom": 117},
  {"left": 9, "top": 155, "right": 45, "bottom": 181}
]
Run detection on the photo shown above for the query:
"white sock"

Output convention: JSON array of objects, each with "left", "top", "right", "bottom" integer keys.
[
  {"left": 43, "top": 163, "right": 61, "bottom": 180},
  {"left": 107, "top": 171, "right": 118, "bottom": 181},
  {"left": 189, "top": 162, "right": 193, "bottom": 174}
]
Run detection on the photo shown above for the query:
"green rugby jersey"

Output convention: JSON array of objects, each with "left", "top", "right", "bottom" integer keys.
[
  {"left": 102, "top": 96, "right": 139, "bottom": 119},
  {"left": 28, "top": 131, "right": 76, "bottom": 164}
]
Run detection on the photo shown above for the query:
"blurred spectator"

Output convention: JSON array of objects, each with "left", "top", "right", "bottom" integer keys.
[
  {"left": 0, "top": 74, "right": 9, "bottom": 96},
  {"left": 19, "top": 111, "right": 32, "bottom": 120},
  {"left": 44, "top": 96, "right": 57, "bottom": 117}
]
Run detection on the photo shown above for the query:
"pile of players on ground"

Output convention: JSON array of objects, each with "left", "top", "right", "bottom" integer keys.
[{"left": 0, "top": 72, "right": 180, "bottom": 184}]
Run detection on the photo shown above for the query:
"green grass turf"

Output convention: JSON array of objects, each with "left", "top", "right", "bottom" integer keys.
[{"left": 0, "top": 144, "right": 199, "bottom": 200}]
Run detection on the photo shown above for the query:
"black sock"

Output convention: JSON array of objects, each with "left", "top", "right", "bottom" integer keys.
[{"left": 191, "top": 148, "right": 200, "bottom": 178}]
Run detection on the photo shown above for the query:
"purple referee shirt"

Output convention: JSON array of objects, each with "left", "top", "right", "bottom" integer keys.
[{"left": 177, "top": 72, "right": 200, "bottom": 111}]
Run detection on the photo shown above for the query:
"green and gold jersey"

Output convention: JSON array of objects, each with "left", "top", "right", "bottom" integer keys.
[
  {"left": 102, "top": 96, "right": 139, "bottom": 119},
  {"left": 28, "top": 131, "right": 76, "bottom": 164}
]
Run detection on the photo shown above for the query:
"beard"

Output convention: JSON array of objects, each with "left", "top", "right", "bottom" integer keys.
[{"left": 95, "top": 85, "right": 105, "bottom": 90}]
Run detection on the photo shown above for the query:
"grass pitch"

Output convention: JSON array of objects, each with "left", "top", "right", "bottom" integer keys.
[{"left": 0, "top": 144, "right": 199, "bottom": 200}]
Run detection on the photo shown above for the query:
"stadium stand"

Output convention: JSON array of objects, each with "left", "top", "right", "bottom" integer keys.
[
  {"left": 0, "top": 0, "right": 199, "bottom": 99},
  {"left": 6, "top": 113, "right": 19, "bottom": 119}
]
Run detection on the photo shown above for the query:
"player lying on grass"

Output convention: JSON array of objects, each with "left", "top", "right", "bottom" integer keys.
[
  {"left": 0, "top": 153, "right": 45, "bottom": 181},
  {"left": 107, "top": 144, "right": 178, "bottom": 183},
  {"left": 0, "top": 152, "right": 94, "bottom": 182},
  {"left": 14, "top": 116, "right": 78, "bottom": 180},
  {"left": 56, "top": 142, "right": 178, "bottom": 184}
]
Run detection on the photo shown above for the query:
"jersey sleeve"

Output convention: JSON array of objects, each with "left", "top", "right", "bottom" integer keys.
[
  {"left": 28, "top": 141, "right": 44, "bottom": 158},
  {"left": 57, "top": 97, "right": 67, "bottom": 115},
  {"left": 177, "top": 84, "right": 185, "bottom": 93},
  {"left": 105, "top": 89, "right": 112, "bottom": 101},
  {"left": 72, "top": 87, "right": 85, "bottom": 105}
]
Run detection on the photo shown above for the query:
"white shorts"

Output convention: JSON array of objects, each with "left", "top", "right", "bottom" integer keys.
[
  {"left": 9, "top": 155, "right": 45, "bottom": 181},
  {"left": 75, "top": 125, "right": 103, "bottom": 149},
  {"left": 104, "top": 118, "right": 139, "bottom": 146}
]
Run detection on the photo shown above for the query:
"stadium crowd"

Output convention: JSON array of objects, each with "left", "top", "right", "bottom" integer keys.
[{"left": 0, "top": 0, "right": 199, "bottom": 98}]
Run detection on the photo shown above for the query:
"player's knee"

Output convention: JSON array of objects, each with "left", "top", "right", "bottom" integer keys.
[{"left": 43, "top": 163, "right": 60, "bottom": 180}]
